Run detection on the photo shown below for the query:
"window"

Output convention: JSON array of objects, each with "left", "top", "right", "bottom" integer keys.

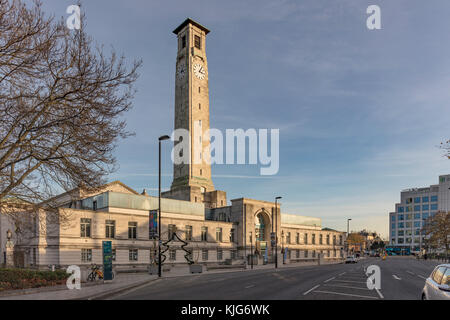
[
  {"left": 81, "top": 249, "right": 92, "bottom": 262},
  {"left": 319, "top": 234, "right": 323, "bottom": 245},
  {"left": 202, "top": 249, "right": 208, "bottom": 261},
  {"left": 168, "top": 224, "right": 177, "bottom": 239},
  {"left": 230, "top": 229, "right": 235, "bottom": 243},
  {"left": 217, "top": 249, "right": 223, "bottom": 261},
  {"left": 339, "top": 235, "right": 343, "bottom": 245},
  {"left": 201, "top": 226, "right": 208, "bottom": 241},
  {"left": 199, "top": 103, "right": 201, "bottom": 110},
  {"left": 398, "top": 222, "right": 404, "bottom": 228},
  {"left": 333, "top": 235, "right": 336, "bottom": 245},
  {"left": 399, "top": 214, "right": 404, "bottom": 220},
  {"left": 391, "top": 215, "right": 396, "bottom": 221},
  {"left": 406, "top": 198, "right": 413, "bottom": 204},
  {"left": 194, "top": 35, "right": 201, "bottom": 49},
  {"left": 406, "top": 214, "right": 412, "bottom": 220},
  {"left": 128, "top": 222, "right": 137, "bottom": 239},
  {"left": 312, "top": 250, "right": 316, "bottom": 258},
  {"left": 414, "top": 205, "right": 420, "bottom": 212},
  {"left": 181, "top": 35, "right": 186, "bottom": 48},
  {"left": 422, "top": 204, "right": 429, "bottom": 211},
  {"left": 312, "top": 234, "right": 316, "bottom": 244},
  {"left": 423, "top": 212, "right": 429, "bottom": 219},
  {"left": 231, "top": 250, "right": 236, "bottom": 259},
  {"left": 80, "top": 218, "right": 91, "bottom": 238},
  {"left": 422, "top": 196, "right": 429, "bottom": 202},
  {"left": 414, "top": 197, "right": 421, "bottom": 203},
  {"left": 129, "top": 249, "right": 138, "bottom": 261},
  {"left": 296, "top": 250, "right": 300, "bottom": 258},
  {"left": 304, "top": 234, "right": 308, "bottom": 244},
  {"left": 169, "top": 249, "right": 176, "bottom": 261},
  {"left": 392, "top": 224, "right": 396, "bottom": 229},
  {"left": 216, "top": 227, "right": 223, "bottom": 242},
  {"left": 296, "top": 233, "right": 300, "bottom": 244},
  {"left": 431, "top": 204, "right": 438, "bottom": 210},
  {"left": 442, "top": 268, "right": 450, "bottom": 285},
  {"left": 304, "top": 250, "right": 308, "bottom": 258},
  {"left": 200, "top": 169, "right": 202, "bottom": 176},
  {"left": 414, "top": 213, "right": 420, "bottom": 220},
  {"left": 398, "top": 206, "right": 404, "bottom": 213},
  {"left": 105, "top": 220, "right": 115, "bottom": 239},
  {"left": 185, "top": 225, "right": 192, "bottom": 241},
  {"left": 326, "top": 234, "right": 330, "bottom": 245},
  {"left": 112, "top": 249, "right": 116, "bottom": 261},
  {"left": 431, "top": 195, "right": 438, "bottom": 202},
  {"left": 286, "top": 232, "right": 291, "bottom": 244},
  {"left": 432, "top": 266, "right": 446, "bottom": 284},
  {"left": 398, "top": 230, "right": 404, "bottom": 236}
]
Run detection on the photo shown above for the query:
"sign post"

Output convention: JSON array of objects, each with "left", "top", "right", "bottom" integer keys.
[{"left": 102, "top": 241, "right": 113, "bottom": 281}]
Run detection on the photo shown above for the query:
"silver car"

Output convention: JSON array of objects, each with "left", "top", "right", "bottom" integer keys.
[{"left": 422, "top": 263, "right": 450, "bottom": 300}]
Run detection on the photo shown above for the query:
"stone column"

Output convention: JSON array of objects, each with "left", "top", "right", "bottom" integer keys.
[{"left": 5, "top": 240, "right": 14, "bottom": 267}]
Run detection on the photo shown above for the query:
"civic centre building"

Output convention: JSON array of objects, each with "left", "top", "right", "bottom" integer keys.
[{"left": 1, "top": 19, "right": 345, "bottom": 270}]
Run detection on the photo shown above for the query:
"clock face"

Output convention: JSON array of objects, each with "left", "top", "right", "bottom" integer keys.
[
  {"left": 177, "top": 64, "right": 186, "bottom": 80},
  {"left": 193, "top": 63, "right": 206, "bottom": 80}
]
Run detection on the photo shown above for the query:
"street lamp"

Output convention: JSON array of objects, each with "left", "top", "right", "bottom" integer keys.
[
  {"left": 346, "top": 219, "right": 352, "bottom": 256},
  {"left": 274, "top": 196, "right": 282, "bottom": 269},
  {"left": 158, "top": 135, "right": 170, "bottom": 278},
  {"left": 250, "top": 231, "right": 253, "bottom": 269}
]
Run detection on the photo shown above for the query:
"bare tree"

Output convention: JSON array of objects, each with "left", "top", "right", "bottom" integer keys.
[
  {"left": 422, "top": 211, "right": 450, "bottom": 256},
  {"left": 440, "top": 140, "right": 450, "bottom": 159},
  {"left": 0, "top": 1, "right": 142, "bottom": 229}
]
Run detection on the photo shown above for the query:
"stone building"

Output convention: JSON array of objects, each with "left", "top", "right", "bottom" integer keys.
[{"left": 0, "top": 19, "right": 345, "bottom": 271}]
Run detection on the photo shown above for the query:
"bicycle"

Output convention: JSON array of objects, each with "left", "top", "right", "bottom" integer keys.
[{"left": 87, "top": 264, "right": 115, "bottom": 281}]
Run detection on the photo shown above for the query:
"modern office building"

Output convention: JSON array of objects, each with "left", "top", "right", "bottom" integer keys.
[{"left": 389, "top": 174, "right": 450, "bottom": 254}]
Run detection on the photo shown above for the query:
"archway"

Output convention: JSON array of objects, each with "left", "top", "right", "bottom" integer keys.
[{"left": 254, "top": 210, "right": 271, "bottom": 262}]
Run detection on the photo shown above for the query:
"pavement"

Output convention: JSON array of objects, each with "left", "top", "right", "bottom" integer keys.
[
  {"left": 112, "top": 256, "right": 441, "bottom": 300},
  {"left": 0, "top": 259, "right": 338, "bottom": 300}
]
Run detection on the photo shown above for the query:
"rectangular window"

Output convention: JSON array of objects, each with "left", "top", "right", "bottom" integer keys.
[
  {"left": 296, "top": 250, "right": 300, "bottom": 258},
  {"left": 216, "top": 227, "right": 223, "bottom": 242},
  {"left": 304, "top": 234, "right": 308, "bottom": 244},
  {"left": 414, "top": 205, "right": 420, "bottom": 212},
  {"left": 201, "top": 226, "right": 208, "bottom": 241},
  {"left": 398, "top": 222, "right": 404, "bottom": 228},
  {"left": 286, "top": 232, "right": 291, "bottom": 244},
  {"left": 414, "top": 197, "right": 421, "bottom": 203},
  {"left": 105, "top": 220, "right": 115, "bottom": 239},
  {"left": 168, "top": 224, "right": 177, "bottom": 239},
  {"left": 202, "top": 249, "right": 208, "bottom": 261},
  {"left": 185, "top": 225, "right": 192, "bottom": 241},
  {"left": 169, "top": 249, "right": 176, "bottom": 261},
  {"left": 312, "top": 234, "right": 316, "bottom": 244},
  {"left": 398, "top": 230, "right": 404, "bottom": 236},
  {"left": 80, "top": 218, "right": 91, "bottom": 238},
  {"left": 339, "top": 235, "right": 343, "bottom": 245},
  {"left": 422, "top": 204, "right": 429, "bottom": 211},
  {"left": 422, "top": 212, "right": 429, "bottom": 219},
  {"left": 217, "top": 249, "right": 223, "bottom": 261},
  {"left": 129, "top": 249, "right": 138, "bottom": 261},
  {"left": 431, "top": 195, "right": 438, "bottom": 202},
  {"left": 399, "top": 214, "right": 404, "bottom": 220},
  {"left": 81, "top": 249, "right": 92, "bottom": 262},
  {"left": 128, "top": 222, "right": 137, "bottom": 239},
  {"left": 333, "top": 235, "right": 336, "bottom": 245},
  {"left": 398, "top": 207, "right": 404, "bottom": 213},
  {"left": 326, "top": 234, "right": 330, "bottom": 245},
  {"left": 414, "top": 213, "right": 420, "bottom": 220},
  {"left": 181, "top": 35, "right": 186, "bottom": 48},
  {"left": 312, "top": 250, "right": 316, "bottom": 258},
  {"left": 296, "top": 233, "right": 300, "bottom": 244},
  {"left": 319, "top": 234, "right": 323, "bottom": 245},
  {"left": 231, "top": 250, "right": 236, "bottom": 260},
  {"left": 194, "top": 35, "right": 201, "bottom": 49},
  {"left": 431, "top": 204, "right": 438, "bottom": 210},
  {"left": 230, "top": 229, "right": 235, "bottom": 243},
  {"left": 422, "top": 196, "right": 429, "bottom": 202},
  {"left": 304, "top": 250, "right": 308, "bottom": 258}
]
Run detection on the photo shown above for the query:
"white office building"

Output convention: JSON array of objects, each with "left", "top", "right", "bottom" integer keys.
[{"left": 389, "top": 174, "right": 450, "bottom": 254}]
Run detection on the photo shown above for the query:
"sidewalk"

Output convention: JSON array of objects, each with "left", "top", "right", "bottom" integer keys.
[{"left": 0, "top": 259, "right": 343, "bottom": 300}]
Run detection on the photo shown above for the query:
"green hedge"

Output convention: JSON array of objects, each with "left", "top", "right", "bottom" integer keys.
[{"left": 0, "top": 268, "right": 69, "bottom": 291}]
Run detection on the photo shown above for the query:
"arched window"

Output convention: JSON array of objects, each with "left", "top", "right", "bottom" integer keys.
[{"left": 255, "top": 213, "right": 266, "bottom": 241}]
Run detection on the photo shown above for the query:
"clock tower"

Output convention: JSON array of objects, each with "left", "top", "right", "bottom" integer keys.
[{"left": 162, "top": 18, "right": 227, "bottom": 208}]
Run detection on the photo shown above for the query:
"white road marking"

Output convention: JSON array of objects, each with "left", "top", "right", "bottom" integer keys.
[
  {"left": 324, "top": 277, "right": 335, "bottom": 283},
  {"left": 375, "top": 288, "right": 384, "bottom": 299},
  {"left": 417, "top": 275, "right": 427, "bottom": 280},
  {"left": 406, "top": 271, "right": 415, "bottom": 276},
  {"left": 338, "top": 272, "right": 346, "bottom": 276},
  {"left": 324, "top": 284, "right": 370, "bottom": 290},
  {"left": 392, "top": 275, "right": 402, "bottom": 280},
  {"left": 303, "top": 284, "right": 320, "bottom": 295},
  {"left": 314, "top": 290, "right": 379, "bottom": 299},
  {"left": 245, "top": 284, "right": 255, "bottom": 289},
  {"left": 333, "top": 279, "right": 366, "bottom": 284}
]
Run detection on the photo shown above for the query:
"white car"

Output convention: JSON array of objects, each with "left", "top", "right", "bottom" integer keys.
[
  {"left": 345, "top": 255, "right": 357, "bottom": 264},
  {"left": 421, "top": 264, "right": 450, "bottom": 300}
]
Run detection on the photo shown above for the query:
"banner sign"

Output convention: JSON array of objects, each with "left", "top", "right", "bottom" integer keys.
[
  {"left": 102, "top": 241, "right": 113, "bottom": 281},
  {"left": 149, "top": 210, "right": 158, "bottom": 239}
]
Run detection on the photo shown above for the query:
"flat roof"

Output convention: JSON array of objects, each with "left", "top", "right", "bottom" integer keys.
[{"left": 173, "top": 18, "right": 210, "bottom": 35}]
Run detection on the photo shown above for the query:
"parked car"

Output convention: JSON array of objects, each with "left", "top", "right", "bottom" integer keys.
[
  {"left": 422, "top": 264, "right": 450, "bottom": 300},
  {"left": 345, "top": 255, "right": 357, "bottom": 264}
]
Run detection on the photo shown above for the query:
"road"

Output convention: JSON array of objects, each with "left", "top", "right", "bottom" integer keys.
[{"left": 113, "top": 257, "right": 441, "bottom": 300}]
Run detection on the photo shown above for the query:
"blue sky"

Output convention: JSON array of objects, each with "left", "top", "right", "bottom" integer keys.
[{"left": 41, "top": 0, "right": 450, "bottom": 238}]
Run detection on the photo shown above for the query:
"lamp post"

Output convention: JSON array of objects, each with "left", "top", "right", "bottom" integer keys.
[
  {"left": 250, "top": 231, "right": 253, "bottom": 269},
  {"left": 346, "top": 218, "right": 352, "bottom": 256},
  {"left": 274, "top": 196, "right": 282, "bottom": 269},
  {"left": 158, "top": 135, "right": 170, "bottom": 278},
  {"left": 281, "top": 230, "right": 285, "bottom": 264}
]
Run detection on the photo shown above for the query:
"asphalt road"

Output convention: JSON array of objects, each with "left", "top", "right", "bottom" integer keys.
[{"left": 113, "top": 257, "right": 441, "bottom": 300}]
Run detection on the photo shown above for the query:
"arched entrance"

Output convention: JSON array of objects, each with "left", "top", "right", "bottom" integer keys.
[{"left": 254, "top": 210, "right": 271, "bottom": 262}]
